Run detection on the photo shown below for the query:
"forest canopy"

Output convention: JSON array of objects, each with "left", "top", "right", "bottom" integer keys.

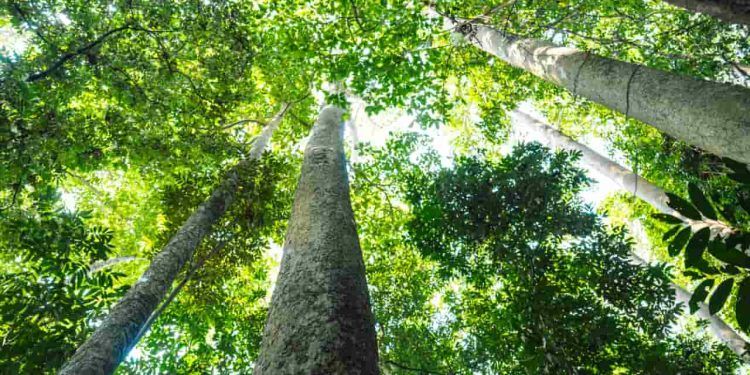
[{"left": 1, "top": 0, "right": 750, "bottom": 374}]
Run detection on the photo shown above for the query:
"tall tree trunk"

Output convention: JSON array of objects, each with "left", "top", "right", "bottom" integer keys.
[
  {"left": 440, "top": 15, "right": 750, "bottom": 163},
  {"left": 511, "top": 109, "right": 750, "bottom": 357},
  {"left": 253, "top": 106, "right": 379, "bottom": 374},
  {"left": 662, "top": 0, "right": 750, "bottom": 26},
  {"left": 59, "top": 103, "right": 290, "bottom": 375}
]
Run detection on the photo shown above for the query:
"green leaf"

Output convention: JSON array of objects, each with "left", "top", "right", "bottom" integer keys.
[
  {"left": 666, "top": 193, "right": 702, "bottom": 220},
  {"left": 668, "top": 226, "right": 691, "bottom": 257},
  {"left": 652, "top": 213, "right": 683, "bottom": 225},
  {"left": 707, "top": 240, "right": 750, "bottom": 269},
  {"left": 709, "top": 278, "right": 734, "bottom": 315},
  {"left": 736, "top": 277, "right": 750, "bottom": 332},
  {"left": 685, "top": 228, "right": 710, "bottom": 268},
  {"left": 690, "top": 279, "right": 715, "bottom": 314},
  {"left": 688, "top": 183, "right": 716, "bottom": 220},
  {"left": 661, "top": 225, "right": 682, "bottom": 242}
]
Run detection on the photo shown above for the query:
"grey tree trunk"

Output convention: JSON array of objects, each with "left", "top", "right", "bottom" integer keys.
[
  {"left": 442, "top": 15, "right": 750, "bottom": 163},
  {"left": 511, "top": 109, "right": 750, "bottom": 358},
  {"left": 253, "top": 106, "right": 379, "bottom": 374},
  {"left": 59, "top": 103, "right": 290, "bottom": 375},
  {"left": 662, "top": 0, "right": 750, "bottom": 26}
]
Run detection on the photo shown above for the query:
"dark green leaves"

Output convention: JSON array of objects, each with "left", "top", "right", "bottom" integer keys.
[
  {"left": 709, "top": 279, "right": 734, "bottom": 315},
  {"left": 690, "top": 279, "right": 715, "bottom": 314},
  {"left": 653, "top": 213, "right": 683, "bottom": 225},
  {"left": 688, "top": 183, "right": 716, "bottom": 220},
  {"left": 707, "top": 240, "right": 750, "bottom": 269},
  {"left": 662, "top": 225, "right": 682, "bottom": 242},
  {"left": 668, "top": 227, "right": 691, "bottom": 257},
  {"left": 685, "top": 228, "right": 710, "bottom": 269},
  {"left": 666, "top": 193, "right": 702, "bottom": 220},
  {"left": 736, "top": 277, "right": 750, "bottom": 332}
]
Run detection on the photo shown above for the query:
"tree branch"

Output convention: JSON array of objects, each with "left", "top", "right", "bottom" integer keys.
[{"left": 26, "top": 24, "right": 134, "bottom": 82}]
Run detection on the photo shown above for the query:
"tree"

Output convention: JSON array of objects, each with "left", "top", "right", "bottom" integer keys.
[
  {"left": 253, "top": 106, "right": 378, "bottom": 374},
  {"left": 59, "top": 105, "right": 289, "bottom": 375},
  {"left": 661, "top": 0, "right": 750, "bottom": 26},
  {"left": 0, "top": 188, "right": 126, "bottom": 374},
  {"left": 436, "top": 9, "right": 750, "bottom": 163},
  {"left": 511, "top": 108, "right": 750, "bottom": 356},
  {"left": 404, "top": 143, "right": 741, "bottom": 373}
]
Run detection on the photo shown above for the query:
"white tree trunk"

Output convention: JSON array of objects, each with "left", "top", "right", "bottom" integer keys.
[
  {"left": 441, "top": 15, "right": 750, "bottom": 163},
  {"left": 511, "top": 109, "right": 750, "bottom": 358},
  {"left": 661, "top": 0, "right": 750, "bottom": 26},
  {"left": 253, "top": 106, "right": 379, "bottom": 374},
  {"left": 60, "top": 103, "right": 290, "bottom": 375}
]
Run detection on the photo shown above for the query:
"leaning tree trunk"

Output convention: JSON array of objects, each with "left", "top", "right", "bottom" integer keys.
[
  {"left": 661, "top": 0, "right": 750, "bottom": 26},
  {"left": 440, "top": 14, "right": 750, "bottom": 163},
  {"left": 253, "top": 106, "right": 378, "bottom": 374},
  {"left": 511, "top": 109, "right": 750, "bottom": 357},
  {"left": 59, "top": 103, "right": 290, "bottom": 375},
  {"left": 511, "top": 109, "right": 734, "bottom": 236}
]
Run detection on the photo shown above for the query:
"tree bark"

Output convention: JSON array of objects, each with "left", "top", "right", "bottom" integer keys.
[
  {"left": 253, "top": 105, "right": 379, "bottom": 374},
  {"left": 661, "top": 0, "right": 750, "bottom": 26},
  {"left": 442, "top": 15, "right": 750, "bottom": 163},
  {"left": 512, "top": 109, "right": 750, "bottom": 358},
  {"left": 59, "top": 103, "right": 290, "bottom": 375}
]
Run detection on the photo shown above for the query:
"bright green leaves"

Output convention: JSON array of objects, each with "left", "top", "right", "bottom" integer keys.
[{"left": 709, "top": 278, "right": 734, "bottom": 315}]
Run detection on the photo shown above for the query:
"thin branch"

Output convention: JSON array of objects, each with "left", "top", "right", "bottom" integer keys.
[{"left": 27, "top": 24, "right": 136, "bottom": 82}]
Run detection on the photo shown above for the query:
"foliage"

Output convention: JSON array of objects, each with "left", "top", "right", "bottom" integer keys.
[
  {"left": 1, "top": 0, "right": 749, "bottom": 372},
  {"left": 404, "top": 142, "right": 739, "bottom": 373},
  {"left": 0, "top": 189, "right": 126, "bottom": 374},
  {"left": 655, "top": 161, "right": 750, "bottom": 334}
]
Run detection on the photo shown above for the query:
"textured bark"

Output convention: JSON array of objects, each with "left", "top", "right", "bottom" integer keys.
[
  {"left": 513, "top": 109, "right": 750, "bottom": 357},
  {"left": 444, "top": 16, "right": 750, "bottom": 163},
  {"left": 630, "top": 254, "right": 749, "bottom": 358},
  {"left": 253, "top": 106, "right": 379, "bottom": 374},
  {"left": 59, "top": 104, "right": 289, "bottom": 375},
  {"left": 662, "top": 0, "right": 750, "bottom": 26}
]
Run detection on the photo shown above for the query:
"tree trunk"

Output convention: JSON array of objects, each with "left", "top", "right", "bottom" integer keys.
[
  {"left": 662, "top": 0, "right": 750, "bottom": 26},
  {"left": 512, "top": 109, "right": 750, "bottom": 357},
  {"left": 442, "top": 15, "right": 750, "bottom": 163},
  {"left": 511, "top": 109, "right": 734, "bottom": 236},
  {"left": 59, "top": 103, "right": 290, "bottom": 375},
  {"left": 253, "top": 105, "right": 379, "bottom": 374},
  {"left": 510, "top": 109, "right": 675, "bottom": 215}
]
